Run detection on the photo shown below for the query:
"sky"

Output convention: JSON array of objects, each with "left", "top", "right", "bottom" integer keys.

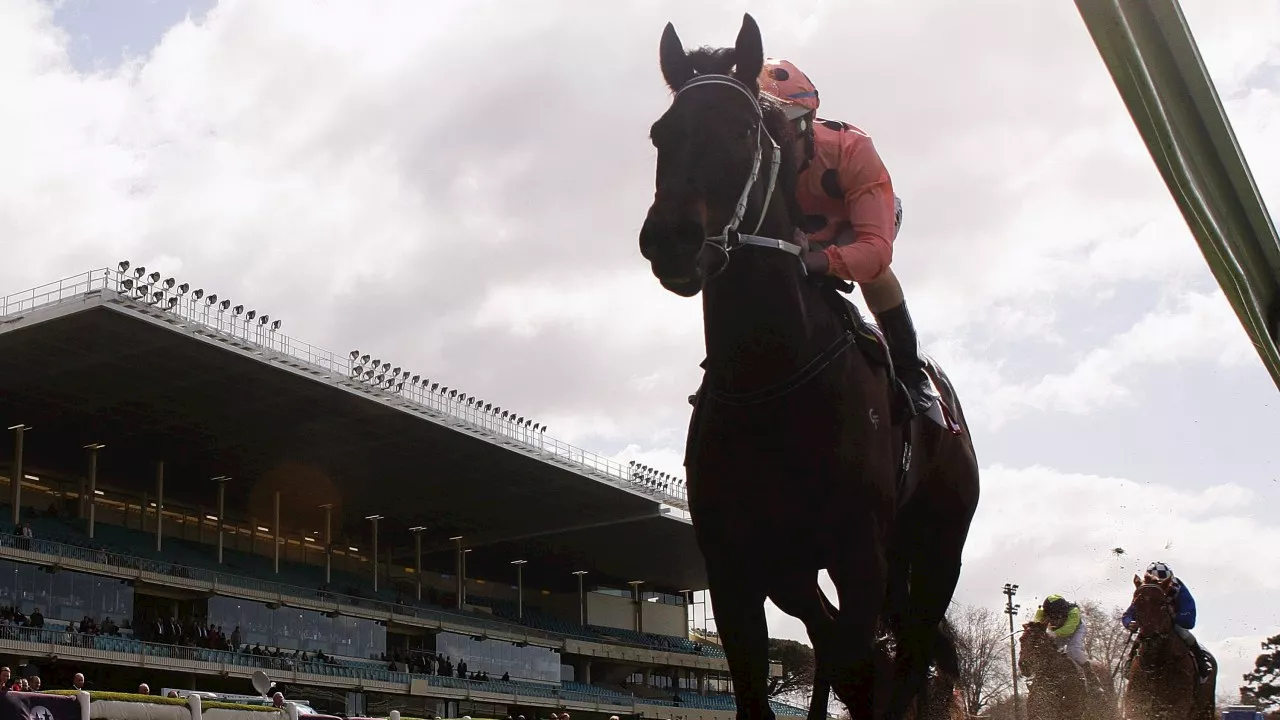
[{"left": 2, "top": 0, "right": 1278, "bottom": 699}]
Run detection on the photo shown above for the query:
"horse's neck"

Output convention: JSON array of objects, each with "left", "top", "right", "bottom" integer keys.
[{"left": 701, "top": 249, "right": 833, "bottom": 388}]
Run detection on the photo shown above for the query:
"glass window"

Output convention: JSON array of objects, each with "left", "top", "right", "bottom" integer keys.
[{"left": 435, "top": 631, "right": 559, "bottom": 683}]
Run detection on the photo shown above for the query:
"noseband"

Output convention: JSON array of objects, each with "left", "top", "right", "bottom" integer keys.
[{"left": 672, "top": 74, "right": 805, "bottom": 276}]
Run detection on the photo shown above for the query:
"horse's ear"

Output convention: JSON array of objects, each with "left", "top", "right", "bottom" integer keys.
[
  {"left": 659, "top": 22, "right": 694, "bottom": 91},
  {"left": 733, "top": 13, "right": 764, "bottom": 87},
  {"left": 1133, "top": 574, "right": 1143, "bottom": 588},
  {"left": 1159, "top": 577, "right": 1173, "bottom": 592}
]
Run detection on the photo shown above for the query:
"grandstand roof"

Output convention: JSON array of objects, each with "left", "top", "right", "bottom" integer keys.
[{"left": 0, "top": 271, "right": 705, "bottom": 593}]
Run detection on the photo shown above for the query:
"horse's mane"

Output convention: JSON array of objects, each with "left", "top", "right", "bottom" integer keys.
[{"left": 678, "top": 47, "right": 804, "bottom": 228}]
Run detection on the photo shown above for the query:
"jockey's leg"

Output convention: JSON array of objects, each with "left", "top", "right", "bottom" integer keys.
[
  {"left": 861, "top": 269, "right": 936, "bottom": 419},
  {"left": 1175, "top": 625, "right": 1211, "bottom": 681}
]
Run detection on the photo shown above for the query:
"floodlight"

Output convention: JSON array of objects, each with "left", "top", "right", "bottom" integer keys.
[
  {"left": 148, "top": 271, "right": 160, "bottom": 283},
  {"left": 177, "top": 283, "right": 189, "bottom": 295},
  {"left": 431, "top": 383, "right": 440, "bottom": 391},
  {"left": 258, "top": 315, "right": 269, "bottom": 325},
  {"left": 232, "top": 305, "right": 244, "bottom": 315},
  {"left": 151, "top": 291, "right": 163, "bottom": 303},
  {"left": 133, "top": 266, "right": 146, "bottom": 278},
  {"left": 192, "top": 289, "right": 204, "bottom": 300},
  {"left": 121, "top": 279, "right": 134, "bottom": 291},
  {"left": 118, "top": 261, "right": 130, "bottom": 273},
  {"left": 205, "top": 294, "right": 217, "bottom": 305},
  {"left": 392, "top": 366, "right": 401, "bottom": 376},
  {"left": 350, "top": 351, "right": 360, "bottom": 360},
  {"left": 219, "top": 300, "right": 230, "bottom": 311},
  {"left": 271, "top": 320, "right": 281, "bottom": 331},
  {"left": 359, "top": 355, "right": 369, "bottom": 364},
  {"left": 411, "top": 374, "right": 420, "bottom": 383},
  {"left": 246, "top": 310, "right": 256, "bottom": 321},
  {"left": 166, "top": 298, "right": 178, "bottom": 309},
  {"left": 163, "top": 278, "right": 175, "bottom": 289}
]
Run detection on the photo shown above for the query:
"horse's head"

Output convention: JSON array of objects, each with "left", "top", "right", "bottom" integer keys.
[
  {"left": 1129, "top": 574, "right": 1176, "bottom": 637},
  {"left": 1018, "top": 620, "right": 1053, "bottom": 676},
  {"left": 638, "top": 13, "right": 799, "bottom": 297}
]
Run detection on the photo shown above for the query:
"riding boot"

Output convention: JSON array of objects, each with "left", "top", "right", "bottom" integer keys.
[
  {"left": 1193, "top": 645, "right": 1211, "bottom": 683},
  {"left": 873, "top": 301, "right": 938, "bottom": 421}
]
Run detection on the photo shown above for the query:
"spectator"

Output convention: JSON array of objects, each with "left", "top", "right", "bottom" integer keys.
[
  {"left": 166, "top": 691, "right": 179, "bottom": 699},
  {"left": 272, "top": 693, "right": 285, "bottom": 709},
  {"left": 29, "top": 608, "right": 43, "bottom": 629},
  {"left": 28, "top": 677, "right": 40, "bottom": 691},
  {"left": 137, "top": 683, "right": 150, "bottom": 695},
  {"left": 71, "top": 673, "right": 84, "bottom": 691}
]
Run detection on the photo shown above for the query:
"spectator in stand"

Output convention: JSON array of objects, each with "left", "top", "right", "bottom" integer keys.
[
  {"left": 0, "top": 666, "right": 12, "bottom": 689},
  {"left": 166, "top": 691, "right": 179, "bottom": 699},
  {"left": 137, "top": 683, "right": 150, "bottom": 695},
  {"left": 71, "top": 673, "right": 84, "bottom": 691},
  {"left": 28, "top": 608, "right": 43, "bottom": 629},
  {"left": 27, "top": 677, "right": 39, "bottom": 691},
  {"left": 230, "top": 625, "right": 242, "bottom": 651},
  {"left": 272, "top": 693, "right": 285, "bottom": 709}
]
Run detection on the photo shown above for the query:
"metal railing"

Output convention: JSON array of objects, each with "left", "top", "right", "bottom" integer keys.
[
  {"left": 0, "top": 268, "right": 689, "bottom": 509},
  {"left": 0, "top": 533, "right": 722, "bottom": 662},
  {"left": 0, "top": 624, "right": 646, "bottom": 710}
]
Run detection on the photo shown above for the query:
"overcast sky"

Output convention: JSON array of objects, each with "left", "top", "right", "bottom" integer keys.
[{"left": 3, "top": 0, "right": 1278, "bottom": 697}]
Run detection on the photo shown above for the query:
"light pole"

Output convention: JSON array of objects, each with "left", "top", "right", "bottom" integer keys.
[
  {"left": 319, "top": 503, "right": 334, "bottom": 584},
  {"left": 8, "top": 424, "right": 30, "bottom": 526},
  {"left": 511, "top": 560, "right": 528, "bottom": 620},
  {"left": 409, "top": 526, "right": 426, "bottom": 602},
  {"left": 1003, "top": 582, "right": 1021, "bottom": 720},
  {"left": 212, "top": 476, "right": 229, "bottom": 564},
  {"left": 84, "top": 443, "right": 104, "bottom": 539},
  {"left": 366, "top": 515, "right": 383, "bottom": 593},
  {"left": 572, "top": 570, "right": 588, "bottom": 626},
  {"left": 450, "top": 536, "right": 464, "bottom": 609}
]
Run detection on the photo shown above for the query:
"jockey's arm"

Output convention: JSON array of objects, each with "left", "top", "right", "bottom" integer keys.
[
  {"left": 1175, "top": 584, "right": 1197, "bottom": 629},
  {"left": 804, "top": 130, "right": 897, "bottom": 288},
  {"left": 1121, "top": 602, "right": 1137, "bottom": 630}
]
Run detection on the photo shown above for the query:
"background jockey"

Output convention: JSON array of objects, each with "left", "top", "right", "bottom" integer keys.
[
  {"left": 757, "top": 59, "right": 936, "bottom": 421},
  {"left": 1123, "top": 561, "right": 1211, "bottom": 683},
  {"left": 1034, "top": 594, "right": 1089, "bottom": 668}
]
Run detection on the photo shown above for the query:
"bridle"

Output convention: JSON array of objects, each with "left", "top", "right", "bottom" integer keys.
[
  {"left": 671, "top": 73, "right": 806, "bottom": 278},
  {"left": 1131, "top": 582, "right": 1176, "bottom": 643}
]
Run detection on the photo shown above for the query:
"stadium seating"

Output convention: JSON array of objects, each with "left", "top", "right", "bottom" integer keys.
[{"left": 5, "top": 509, "right": 729, "bottom": 661}]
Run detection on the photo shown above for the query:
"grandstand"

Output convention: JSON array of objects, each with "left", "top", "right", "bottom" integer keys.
[{"left": 0, "top": 267, "right": 806, "bottom": 720}]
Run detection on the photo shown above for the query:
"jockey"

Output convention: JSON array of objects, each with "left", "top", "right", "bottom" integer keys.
[
  {"left": 758, "top": 59, "right": 937, "bottom": 421},
  {"left": 1122, "top": 561, "right": 1210, "bottom": 682},
  {"left": 1034, "top": 594, "right": 1089, "bottom": 668}
]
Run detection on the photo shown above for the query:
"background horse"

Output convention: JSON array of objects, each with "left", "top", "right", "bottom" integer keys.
[
  {"left": 638, "top": 13, "right": 980, "bottom": 720},
  {"left": 1124, "top": 578, "right": 1217, "bottom": 720},
  {"left": 1019, "top": 621, "right": 1116, "bottom": 720}
]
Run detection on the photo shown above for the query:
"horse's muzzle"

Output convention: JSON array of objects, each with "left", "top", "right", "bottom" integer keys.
[{"left": 639, "top": 218, "right": 707, "bottom": 297}]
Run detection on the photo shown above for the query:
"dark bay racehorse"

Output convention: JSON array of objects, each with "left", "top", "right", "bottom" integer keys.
[
  {"left": 1019, "top": 621, "right": 1116, "bottom": 720},
  {"left": 1124, "top": 578, "right": 1217, "bottom": 720},
  {"left": 637, "top": 13, "right": 981, "bottom": 720}
]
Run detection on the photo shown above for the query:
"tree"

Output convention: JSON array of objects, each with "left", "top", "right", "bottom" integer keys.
[
  {"left": 767, "top": 637, "right": 816, "bottom": 699},
  {"left": 1079, "top": 600, "right": 1132, "bottom": 693},
  {"left": 1243, "top": 634, "right": 1280, "bottom": 711},
  {"left": 947, "top": 603, "right": 1012, "bottom": 717}
]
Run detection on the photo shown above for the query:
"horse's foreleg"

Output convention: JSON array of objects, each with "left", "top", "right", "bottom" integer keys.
[
  {"left": 769, "top": 576, "right": 837, "bottom": 720},
  {"left": 708, "top": 561, "right": 775, "bottom": 720},
  {"left": 886, "top": 539, "right": 965, "bottom": 720},
  {"left": 828, "top": 518, "right": 890, "bottom": 720}
]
